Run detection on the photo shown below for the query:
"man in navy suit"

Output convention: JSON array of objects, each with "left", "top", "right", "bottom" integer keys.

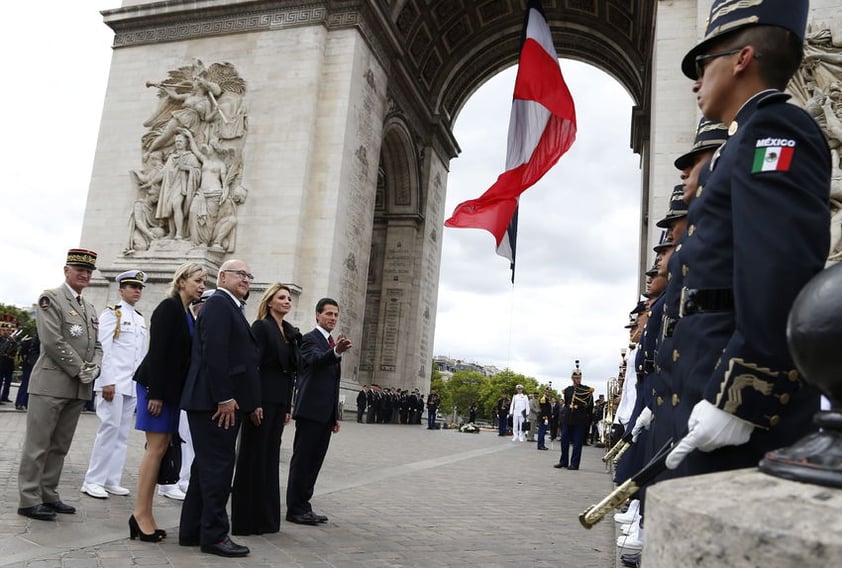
[
  {"left": 285, "top": 297, "right": 351, "bottom": 525},
  {"left": 179, "top": 259, "right": 260, "bottom": 557}
]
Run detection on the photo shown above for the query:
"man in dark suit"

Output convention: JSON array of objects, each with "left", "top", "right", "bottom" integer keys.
[
  {"left": 179, "top": 259, "right": 259, "bottom": 557},
  {"left": 285, "top": 297, "right": 350, "bottom": 525}
]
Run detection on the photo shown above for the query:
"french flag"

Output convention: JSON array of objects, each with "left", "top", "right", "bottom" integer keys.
[{"left": 444, "top": 0, "right": 577, "bottom": 282}]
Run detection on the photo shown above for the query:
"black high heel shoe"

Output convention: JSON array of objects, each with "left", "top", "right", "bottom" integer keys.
[{"left": 129, "top": 515, "right": 163, "bottom": 542}]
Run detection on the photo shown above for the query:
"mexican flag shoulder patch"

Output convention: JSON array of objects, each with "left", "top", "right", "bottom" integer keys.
[{"left": 752, "top": 137, "right": 795, "bottom": 173}]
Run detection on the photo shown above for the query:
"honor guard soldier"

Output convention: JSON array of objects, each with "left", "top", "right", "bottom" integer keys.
[
  {"left": 82, "top": 270, "right": 149, "bottom": 499},
  {"left": 651, "top": 120, "right": 727, "bottom": 470},
  {"left": 18, "top": 248, "right": 103, "bottom": 521},
  {"left": 665, "top": 0, "right": 832, "bottom": 475},
  {"left": 555, "top": 361, "right": 594, "bottom": 470}
]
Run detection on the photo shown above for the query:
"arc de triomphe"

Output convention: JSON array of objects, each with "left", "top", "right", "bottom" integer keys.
[{"left": 80, "top": 0, "right": 841, "bottom": 395}]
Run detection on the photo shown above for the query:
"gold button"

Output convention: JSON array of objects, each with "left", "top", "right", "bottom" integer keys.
[
  {"left": 676, "top": 244, "right": 682, "bottom": 252},
  {"left": 671, "top": 393, "right": 680, "bottom": 407},
  {"left": 688, "top": 225, "right": 696, "bottom": 236},
  {"left": 787, "top": 370, "right": 799, "bottom": 382},
  {"left": 682, "top": 265, "right": 689, "bottom": 277},
  {"left": 673, "top": 349, "right": 680, "bottom": 362},
  {"left": 656, "top": 396, "right": 664, "bottom": 406},
  {"left": 697, "top": 185, "right": 704, "bottom": 198},
  {"left": 779, "top": 393, "right": 790, "bottom": 405},
  {"left": 769, "top": 415, "right": 781, "bottom": 427}
]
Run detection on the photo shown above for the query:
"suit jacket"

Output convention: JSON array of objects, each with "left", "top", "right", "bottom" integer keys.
[
  {"left": 180, "top": 290, "right": 260, "bottom": 413},
  {"left": 29, "top": 284, "right": 102, "bottom": 400},
  {"left": 292, "top": 328, "right": 341, "bottom": 423},
  {"left": 251, "top": 316, "right": 300, "bottom": 408},
  {"left": 134, "top": 295, "right": 194, "bottom": 405}
]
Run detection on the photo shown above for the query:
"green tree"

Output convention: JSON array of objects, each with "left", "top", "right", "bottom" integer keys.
[{"left": 447, "top": 370, "right": 486, "bottom": 416}]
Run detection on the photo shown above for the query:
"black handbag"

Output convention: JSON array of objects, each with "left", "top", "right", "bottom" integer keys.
[{"left": 156, "top": 433, "right": 183, "bottom": 485}]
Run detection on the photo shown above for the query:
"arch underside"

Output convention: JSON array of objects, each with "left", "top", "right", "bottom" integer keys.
[{"left": 382, "top": 0, "right": 655, "bottom": 142}]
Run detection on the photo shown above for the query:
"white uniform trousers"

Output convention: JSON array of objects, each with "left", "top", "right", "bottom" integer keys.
[
  {"left": 512, "top": 414, "right": 526, "bottom": 442},
  {"left": 84, "top": 392, "right": 137, "bottom": 487},
  {"left": 159, "top": 409, "right": 195, "bottom": 493}
]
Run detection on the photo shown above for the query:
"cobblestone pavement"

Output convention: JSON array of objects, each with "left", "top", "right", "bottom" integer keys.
[{"left": 1, "top": 392, "right": 617, "bottom": 567}]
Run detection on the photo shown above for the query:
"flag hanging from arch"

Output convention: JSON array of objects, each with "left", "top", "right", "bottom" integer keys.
[{"left": 444, "top": 0, "right": 577, "bottom": 283}]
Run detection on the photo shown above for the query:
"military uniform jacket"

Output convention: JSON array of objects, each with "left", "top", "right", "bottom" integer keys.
[
  {"left": 95, "top": 303, "right": 148, "bottom": 396},
  {"left": 30, "top": 284, "right": 103, "bottom": 400},
  {"left": 562, "top": 384, "right": 594, "bottom": 426},
  {"left": 673, "top": 90, "right": 830, "bottom": 432}
]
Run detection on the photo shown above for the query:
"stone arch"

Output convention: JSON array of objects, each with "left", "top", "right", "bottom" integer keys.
[{"left": 358, "top": 116, "right": 424, "bottom": 387}]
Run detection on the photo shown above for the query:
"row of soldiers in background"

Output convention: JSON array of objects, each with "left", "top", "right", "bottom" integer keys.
[
  {"left": 0, "top": 320, "right": 40, "bottom": 410},
  {"left": 607, "top": 4, "right": 831, "bottom": 565},
  {"left": 355, "top": 384, "right": 429, "bottom": 425}
]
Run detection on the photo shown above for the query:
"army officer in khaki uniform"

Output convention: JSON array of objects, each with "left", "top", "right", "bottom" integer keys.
[{"left": 17, "top": 248, "right": 103, "bottom": 521}]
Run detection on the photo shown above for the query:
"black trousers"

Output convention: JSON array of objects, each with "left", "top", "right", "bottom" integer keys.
[
  {"left": 180, "top": 410, "right": 240, "bottom": 545},
  {"left": 231, "top": 403, "right": 287, "bottom": 535},
  {"left": 286, "top": 417, "right": 332, "bottom": 516}
]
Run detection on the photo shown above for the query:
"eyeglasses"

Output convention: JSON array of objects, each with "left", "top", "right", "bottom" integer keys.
[
  {"left": 223, "top": 269, "right": 255, "bottom": 281},
  {"left": 694, "top": 47, "right": 743, "bottom": 78}
]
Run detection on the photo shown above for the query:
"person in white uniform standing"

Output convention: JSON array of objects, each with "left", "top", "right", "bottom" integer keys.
[
  {"left": 509, "top": 384, "right": 529, "bottom": 442},
  {"left": 81, "top": 270, "right": 148, "bottom": 499}
]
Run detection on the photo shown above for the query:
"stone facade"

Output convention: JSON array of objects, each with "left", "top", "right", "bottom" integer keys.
[{"left": 79, "top": 1, "right": 840, "bottom": 395}]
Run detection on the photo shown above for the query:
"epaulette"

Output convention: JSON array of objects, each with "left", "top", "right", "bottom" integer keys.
[{"left": 757, "top": 91, "right": 790, "bottom": 108}]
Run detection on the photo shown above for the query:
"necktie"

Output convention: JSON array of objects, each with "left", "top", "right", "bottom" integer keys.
[
  {"left": 76, "top": 295, "right": 82, "bottom": 305},
  {"left": 328, "top": 335, "right": 336, "bottom": 349}
]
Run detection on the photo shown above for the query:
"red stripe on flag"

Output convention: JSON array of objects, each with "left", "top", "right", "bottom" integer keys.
[
  {"left": 777, "top": 146, "right": 794, "bottom": 171},
  {"left": 514, "top": 39, "right": 576, "bottom": 121}
]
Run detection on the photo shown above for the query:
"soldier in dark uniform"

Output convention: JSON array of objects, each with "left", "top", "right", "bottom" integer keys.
[
  {"left": 356, "top": 385, "right": 367, "bottom": 423},
  {"left": 537, "top": 388, "right": 552, "bottom": 450},
  {"left": 426, "top": 389, "right": 441, "bottom": 429},
  {"left": 496, "top": 392, "right": 510, "bottom": 436},
  {"left": 666, "top": 0, "right": 831, "bottom": 475},
  {"left": 554, "top": 361, "right": 594, "bottom": 470}
]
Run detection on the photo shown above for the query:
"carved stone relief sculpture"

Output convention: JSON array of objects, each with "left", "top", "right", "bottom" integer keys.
[
  {"left": 791, "top": 22, "right": 842, "bottom": 263},
  {"left": 124, "top": 58, "right": 248, "bottom": 255}
]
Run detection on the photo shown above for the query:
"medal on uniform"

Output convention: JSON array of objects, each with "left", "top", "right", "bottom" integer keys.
[
  {"left": 69, "top": 324, "right": 84, "bottom": 337},
  {"left": 69, "top": 309, "right": 79, "bottom": 317}
]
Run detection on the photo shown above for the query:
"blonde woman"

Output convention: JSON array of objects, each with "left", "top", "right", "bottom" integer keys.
[
  {"left": 231, "top": 283, "right": 301, "bottom": 535},
  {"left": 130, "top": 263, "right": 206, "bottom": 541}
]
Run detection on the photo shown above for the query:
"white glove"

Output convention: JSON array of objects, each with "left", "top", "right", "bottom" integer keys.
[
  {"left": 665, "top": 400, "right": 754, "bottom": 470},
  {"left": 78, "top": 362, "right": 101, "bottom": 384},
  {"left": 631, "top": 407, "right": 653, "bottom": 442}
]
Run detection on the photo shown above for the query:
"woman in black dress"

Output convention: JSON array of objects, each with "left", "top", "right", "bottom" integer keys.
[{"left": 231, "top": 283, "right": 300, "bottom": 535}]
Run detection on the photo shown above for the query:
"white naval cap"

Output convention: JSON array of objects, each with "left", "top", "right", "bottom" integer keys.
[{"left": 116, "top": 270, "right": 147, "bottom": 287}]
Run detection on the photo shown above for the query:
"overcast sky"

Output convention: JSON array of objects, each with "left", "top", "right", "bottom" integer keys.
[{"left": 2, "top": 2, "right": 643, "bottom": 395}]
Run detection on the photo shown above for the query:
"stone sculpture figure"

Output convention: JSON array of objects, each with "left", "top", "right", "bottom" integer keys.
[
  {"left": 212, "top": 185, "right": 248, "bottom": 253},
  {"left": 791, "top": 21, "right": 842, "bottom": 262},
  {"left": 183, "top": 130, "right": 229, "bottom": 248},
  {"left": 155, "top": 130, "right": 201, "bottom": 240},
  {"left": 125, "top": 59, "right": 248, "bottom": 255}
]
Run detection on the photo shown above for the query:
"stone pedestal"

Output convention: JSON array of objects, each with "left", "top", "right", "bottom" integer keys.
[{"left": 645, "top": 468, "right": 842, "bottom": 567}]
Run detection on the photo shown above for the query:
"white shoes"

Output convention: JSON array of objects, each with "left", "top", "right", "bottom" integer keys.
[
  {"left": 81, "top": 482, "right": 108, "bottom": 499},
  {"left": 158, "top": 486, "right": 186, "bottom": 501},
  {"left": 614, "top": 499, "right": 640, "bottom": 524},
  {"left": 617, "top": 517, "right": 643, "bottom": 551},
  {"left": 104, "top": 484, "right": 130, "bottom": 496}
]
